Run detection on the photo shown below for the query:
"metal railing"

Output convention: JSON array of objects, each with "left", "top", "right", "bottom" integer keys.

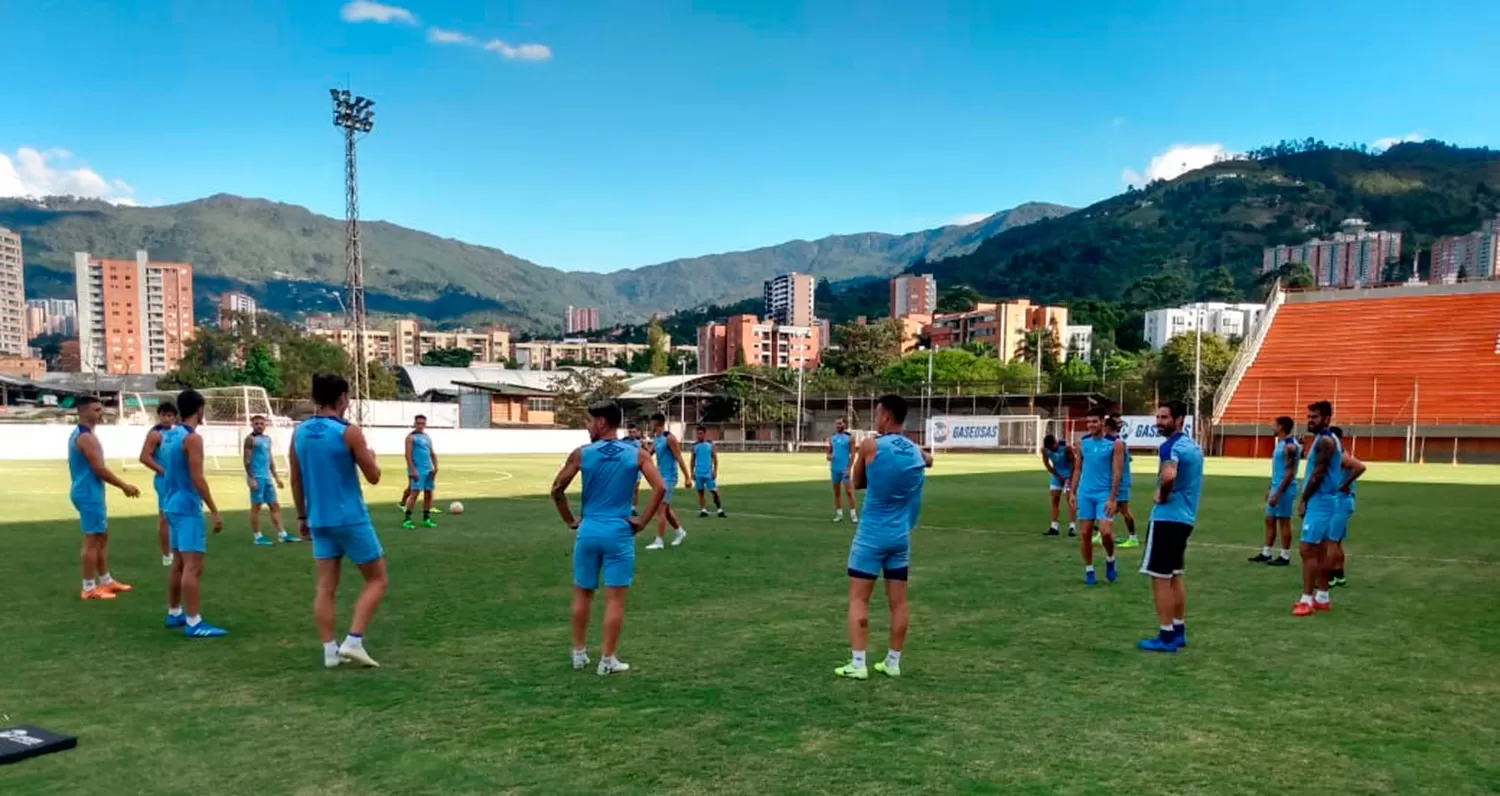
[{"left": 1212, "top": 283, "right": 1282, "bottom": 423}]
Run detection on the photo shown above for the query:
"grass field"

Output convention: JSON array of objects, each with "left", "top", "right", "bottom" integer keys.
[{"left": 1, "top": 452, "right": 1498, "bottom": 795}]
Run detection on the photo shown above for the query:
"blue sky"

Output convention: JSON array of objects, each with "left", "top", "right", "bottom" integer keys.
[{"left": 3, "top": 1, "right": 1498, "bottom": 272}]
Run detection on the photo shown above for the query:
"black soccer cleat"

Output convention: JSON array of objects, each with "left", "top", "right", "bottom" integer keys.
[
  {"left": 1248, "top": 553, "right": 1273, "bottom": 563},
  {"left": 1044, "top": 527, "right": 1060, "bottom": 537}
]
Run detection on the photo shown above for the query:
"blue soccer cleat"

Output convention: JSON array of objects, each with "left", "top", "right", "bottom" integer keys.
[
  {"left": 164, "top": 613, "right": 186, "bottom": 629},
  {"left": 254, "top": 536, "right": 274, "bottom": 547},
  {"left": 1106, "top": 560, "right": 1118, "bottom": 583},
  {"left": 184, "top": 621, "right": 229, "bottom": 638},
  {"left": 1085, "top": 570, "right": 1097, "bottom": 586},
  {"left": 1137, "top": 636, "right": 1177, "bottom": 653}
]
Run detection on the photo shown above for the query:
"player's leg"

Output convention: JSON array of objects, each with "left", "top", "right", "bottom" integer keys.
[
  {"left": 665, "top": 504, "right": 686, "bottom": 546},
  {"left": 1276, "top": 517, "right": 1293, "bottom": 565},
  {"left": 94, "top": 531, "right": 127, "bottom": 593},
  {"left": 399, "top": 484, "right": 412, "bottom": 510},
  {"left": 179, "top": 552, "right": 204, "bottom": 624},
  {"left": 697, "top": 487, "right": 708, "bottom": 515},
  {"left": 157, "top": 511, "right": 172, "bottom": 565},
  {"left": 570, "top": 586, "right": 594, "bottom": 665},
  {"left": 334, "top": 524, "right": 387, "bottom": 667},
  {"left": 1253, "top": 511, "right": 1276, "bottom": 562},
  {"left": 845, "top": 482, "right": 858, "bottom": 521},
  {"left": 875, "top": 543, "right": 909, "bottom": 677},
  {"left": 1078, "top": 507, "right": 1098, "bottom": 584},
  {"left": 600, "top": 587, "right": 629, "bottom": 670},
  {"left": 251, "top": 500, "right": 270, "bottom": 545},
  {"left": 313, "top": 558, "right": 342, "bottom": 667},
  {"left": 268, "top": 501, "right": 294, "bottom": 543},
  {"left": 165, "top": 553, "right": 185, "bottom": 627},
  {"left": 1099, "top": 516, "right": 1119, "bottom": 582},
  {"left": 1119, "top": 502, "right": 1138, "bottom": 545},
  {"left": 1047, "top": 488, "right": 1062, "bottom": 535},
  {"left": 349, "top": 557, "right": 388, "bottom": 636},
  {"left": 1137, "top": 520, "right": 1183, "bottom": 652},
  {"left": 1295, "top": 534, "right": 1325, "bottom": 615},
  {"left": 837, "top": 576, "right": 877, "bottom": 679},
  {"left": 79, "top": 533, "right": 102, "bottom": 598},
  {"left": 1171, "top": 575, "right": 1187, "bottom": 645},
  {"left": 711, "top": 489, "right": 724, "bottom": 515},
  {"left": 402, "top": 479, "right": 420, "bottom": 527},
  {"left": 570, "top": 534, "right": 602, "bottom": 668},
  {"left": 831, "top": 479, "right": 844, "bottom": 519},
  {"left": 175, "top": 512, "right": 224, "bottom": 636}
]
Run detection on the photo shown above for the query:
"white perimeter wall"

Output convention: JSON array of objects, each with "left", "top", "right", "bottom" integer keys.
[{"left": 0, "top": 424, "right": 589, "bottom": 461}]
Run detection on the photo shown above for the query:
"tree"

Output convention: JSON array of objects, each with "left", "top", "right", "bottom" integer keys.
[
  {"left": 936, "top": 284, "right": 984, "bottom": 313},
  {"left": 882, "top": 349, "right": 1003, "bottom": 389},
  {"left": 960, "top": 341, "right": 997, "bottom": 358},
  {"left": 549, "top": 369, "right": 628, "bottom": 428},
  {"left": 1052, "top": 356, "right": 1097, "bottom": 392},
  {"left": 1014, "top": 327, "right": 1063, "bottom": 373},
  {"left": 646, "top": 314, "right": 669, "bottom": 375},
  {"left": 668, "top": 348, "right": 697, "bottom": 374},
  {"left": 422, "top": 347, "right": 474, "bottom": 367},
  {"left": 1156, "top": 332, "right": 1237, "bottom": 410},
  {"left": 1199, "top": 266, "right": 1239, "bottom": 302},
  {"left": 240, "top": 344, "right": 282, "bottom": 396},
  {"left": 825, "top": 318, "right": 902, "bottom": 377},
  {"left": 1259, "top": 261, "right": 1315, "bottom": 291},
  {"left": 366, "top": 360, "right": 400, "bottom": 400},
  {"left": 815, "top": 278, "right": 837, "bottom": 311}
]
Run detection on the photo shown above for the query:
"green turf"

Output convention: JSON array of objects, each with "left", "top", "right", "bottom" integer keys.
[{"left": 1, "top": 453, "right": 1498, "bottom": 795}]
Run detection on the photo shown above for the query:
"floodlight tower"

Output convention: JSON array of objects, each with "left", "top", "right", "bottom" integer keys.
[{"left": 330, "top": 88, "right": 376, "bottom": 420}]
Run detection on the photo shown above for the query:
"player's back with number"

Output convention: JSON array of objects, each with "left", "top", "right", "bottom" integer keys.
[{"left": 294, "top": 416, "right": 369, "bottom": 528}]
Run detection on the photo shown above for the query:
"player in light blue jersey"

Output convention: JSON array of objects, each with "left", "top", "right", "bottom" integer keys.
[
  {"left": 552, "top": 402, "right": 668, "bottom": 675},
  {"left": 1068, "top": 408, "right": 1124, "bottom": 585},
  {"left": 1040, "top": 433, "right": 1077, "bottom": 537},
  {"left": 691, "top": 426, "right": 726, "bottom": 518},
  {"left": 625, "top": 422, "right": 644, "bottom": 515},
  {"left": 290, "top": 374, "right": 387, "bottom": 669},
  {"left": 402, "top": 415, "right": 440, "bottom": 529},
  {"left": 1325, "top": 426, "right": 1366, "bottom": 589},
  {"left": 161, "top": 390, "right": 228, "bottom": 637},
  {"left": 834, "top": 395, "right": 931, "bottom": 681},
  {"left": 244, "top": 414, "right": 298, "bottom": 546},
  {"left": 1105, "top": 415, "right": 1140, "bottom": 548},
  {"left": 1138, "top": 400, "right": 1203, "bottom": 653},
  {"left": 1251, "top": 416, "right": 1301, "bottom": 566},
  {"left": 137, "top": 401, "right": 178, "bottom": 567},
  {"left": 69, "top": 396, "right": 141, "bottom": 600},
  {"left": 1294, "top": 400, "right": 1343, "bottom": 616},
  {"left": 646, "top": 412, "right": 692, "bottom": 549},
  {"left": 827, "top": 418, "right": 858, "bottom": 523}
]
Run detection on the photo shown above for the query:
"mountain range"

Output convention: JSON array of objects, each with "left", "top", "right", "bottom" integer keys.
[{"left": 0, "top": 195, "right": 1070, "bottom": 331}]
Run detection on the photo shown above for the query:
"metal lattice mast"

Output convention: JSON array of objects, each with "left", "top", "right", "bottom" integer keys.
[{"left": 331, "top": 89, "right": 375, "bottom": 421}]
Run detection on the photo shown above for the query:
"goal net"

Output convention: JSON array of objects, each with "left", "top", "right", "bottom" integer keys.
[
  {"left": 924, "top": 414, "right": 1044, "bottom": 454},
  {"left": 121, "top": 386, "right": 292, "bottom": 472}
]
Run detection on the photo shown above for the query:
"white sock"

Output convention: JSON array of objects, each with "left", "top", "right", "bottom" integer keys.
[
  {"left": 1261, "top": 545, "right": 1272, "bottom": 557},
  {"left": 342, "top": 634, "right": 363, "bottom": 649},
  {"left": 851, "top": 650, "right": 866, "bottom": 668},
  {"left": 167, "top": 606, "right": 183, "bottom": 617},
  {"left": 82, "top": 578, "right": 96, "bottom": 591},
  {"left": 1160, "top": 624, "right": 1175, "bottom": 633},
  {"left": 1068, "top": 522, "right": 1076, "bottom": 530},
  {"left": 836, "top": 509, "right": 843, "bottom": 518},
  {"left": 885, "top": 650, "right": 901, "bottom": 667},
  {"left": 1315, "top": 590, "right": 1330, "bottom": 603},
  {"left": 1172, "top": 618, "right": 1184, "bottom": 628},
  {"left": 1085, "top": 565, "right": 1095, "bottom": 573},
  {"left": 276, "top": 527, "right": 287, "bottom": 536},
  {"left": 99, "top": 572, "right": 114, "bottom": 585},
  {"left": 1279, "top": 549, "right": 1291, "bottom": 559},
  {"left": 254, "top": 530, "right": 265, "bottom": 538},
  {"left": 572, "top": 646, "right": 587, "bottom": 658},
  {"left": 602, "top": 654, "right": 619, "bottom": 666},
  {"left": 323, "top": 641, "right": 339, "bottom": 657},
  {"left": 1299, "top": 594, "right": 1314, "bottom": 605},
  {"left": 1105, "top": 555, "right": 1115, "bottom": 564},
  {"left": 187, "top": 615, "right": 202, "bottom": 626}
]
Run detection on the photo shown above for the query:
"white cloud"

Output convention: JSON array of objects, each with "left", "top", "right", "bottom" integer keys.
[
  {"left": 947, "top": 212, "right": 992, "bottom": 226},
  {"left": 1372, "top": 132, "right": 1422, "bottom": 152},
  {"left": 1121, "top": 142, "right": 1229, "bottom": 188},
  {"left": 340, "top": 1, "right": 416, "bottom": 25},
  {"left": 426, "top": 27, "right": 473, "bottom": 45},
  {"left": 483, "top": 39, "right": 553, "bottom": 62},
  {"left": 0, "top": 147, "right": 138, "bottom": 205}
]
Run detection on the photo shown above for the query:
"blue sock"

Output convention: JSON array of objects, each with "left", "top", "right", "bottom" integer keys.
[
  {"left": 349, "top": 632, "right": 362, "bottom": 639},
  {"left": 1158, "top": 625, "right": 1174, "bottom": 642},
  {"left": 1172, "top": 621, "right": 1185, "bottom": 640}
]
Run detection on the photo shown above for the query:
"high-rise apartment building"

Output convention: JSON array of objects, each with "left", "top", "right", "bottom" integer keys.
[
  {"left": 697, "top": 314, "right": 820, "bottom": 373},
  {"left": 1431, "top": 215, "right": 1500, "bottom": 282},
  {"left": 305, "top": 317, "right": 510, "bottom": 367},
  {"left": 928, "top": 299, "right": 1069, "bottom": 362},
  {"left": 1261, "top": 220, "right": 1402, "bottom": 288},
  {"left": 763, "top": 273, "right": 816, "bottom": 327},
  {"left": 564, "top": 306, "right": 600, "bottom": 335},
  {"left": 74, "top": 250, "right": 195, "bottom": 374},
  {"left": 890, "top": 274, "right": 937, "bottom": 318},
  {"left": 1142, "top": 302, "right": 1267, "bottom": 352},
  {"left": 25, "top": 298, "right": 78, "bottom": 338},
  {"left": 218, "top": 291, "right": 257, "bottom": 330},
  {"left": 0, "top": 228, "right": 24, "bottom": 355}
]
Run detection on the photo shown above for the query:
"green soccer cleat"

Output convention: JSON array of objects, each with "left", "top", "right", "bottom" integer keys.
[
  {"left": 1117, "top": 536, "right": 1140, "bottom": 548},
  {"left": 833, "top": 662, "right": 868, "bottom": 680},
  {"left": 401, "top": 520, "right": 415, "bottom": 530},
  {"left": 874, "top": 661, "right": 901, "bottom": 678},
  {"left": 429, "top": 507, "right": 442, "bottom": 515},
  {"left": 421, "top": 519, "right": 437, "bottom": 528}
]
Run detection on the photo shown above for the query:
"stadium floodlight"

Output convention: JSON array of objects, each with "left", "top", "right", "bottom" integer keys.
[{"left": 330, "top": 87, "right": 378, "bottom": 423}]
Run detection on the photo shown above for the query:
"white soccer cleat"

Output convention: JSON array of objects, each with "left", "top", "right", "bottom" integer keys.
[
  {"left": 833, "top": 514, "right": 843, "bottom": 523},
  {"left": 851, "top": 513, "right": 859, "bottom": 523},
  {"left": 671, "top": 527, "right": 688, "bottom": 547},
  {"left": 338, "top": 643, "right": 380, "bottom": 668},
  {"left": 597, "top": 658, "right": 631, "bottom": 676},
  {"left": 324, "top": 649, "right": 343, "bottom": 669},
  {"left": 645, "top": 538, "right": 665, "bottom": 550},
  {"left": 572, "top": 651, "right": 591, "bottom": 671}
]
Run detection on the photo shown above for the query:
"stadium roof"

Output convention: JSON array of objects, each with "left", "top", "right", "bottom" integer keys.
[
  {"left": 451, "top": 380, "right": 555, "bottom": 397},
  {"left": 397, "top": 365, "right": 631, "bottom": 398}
]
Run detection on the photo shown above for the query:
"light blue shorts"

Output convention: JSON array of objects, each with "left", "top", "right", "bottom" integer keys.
[
  {"left": 409, "top": 472, "right": 435, "bottom": 492},
  {"left": 662, "top": 480, "right": 676, "bottom": 505},
  {"left": 74, "top": 501, "right": 107, "bottom": 535},
  {"left": 695, "top": 476, "right": 717, "bottom": 492},
  {"left": 573, "top": 525, "right": 635, "bottom": 590},
  {"left": 1329, "top": 497, "right": 1354, "bottom": 543},
  {"left": 249, "top": 477, "right": 278, "bottom": 506},
  {"left": 847, "top": 533, "right": 911, "bottom": 579},
  {"left": 1266, "top": 485, "right": 1297, "bottom": 519},
  {"left": 1076, "top": 492, "right": 1113, "bottom": 523},
  {"left": 168, "top": 511, "right": 206, "bottom": 554},
  {"left": 831, "top": 469, "right": 849, "bottom": 485},
  {"left": 153, "top": 476, "right": 168, "bottom": 512},
  {"left": 1118, "top": 485, "right": 1131, "bottom": 504},
  {"left": 311, "top": 521, "right": 384, "bottom": 565},
  {"left": 1300, "top": 499, "right": 1340, "bottom": 544},
  {"left": 1049, "top": 473, "right": 1071, "bottom": 491}
]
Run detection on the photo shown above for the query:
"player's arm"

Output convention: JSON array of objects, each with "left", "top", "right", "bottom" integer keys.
[
  {"left": 404, "top": 433, "right": 415, "bottom": 477},
  {"left": 1067, "top": 452, "right": 1082, "bottom": 495},
  {"left": 711, "top": 444, "right": 719, "bottom": 480},
  {"left": 138, "top": 429, "right": 165, "bottom": 476},
  {"left": 243, "top": 435, "right": 257, "bottom": 486},
  {"left": 80, "top": 433, "right": 138, "bottom": 496},
  {"left": 185, "top": 434, "right": 221, "bottom": 529},
  {"left": 346, "top": 424, "right": 382, "bottom": 485},
  {"left": 634, "top": 449, "right": 668, "bottom": 532},
  {"left": 1155, "top": 457, "right": 1178, "bottom": 504},
  {"left": 1339, "top": 453, "right": 1366, "bottom": 493},
  {"left": 269, "top": 435, "right": 283, "bottom": 485},
  {"left": 669, "top": 436, "right": 691, "bottom": 484},
  {"left": 1299, "top": 437, "right": 1333, "bottom": 505},
  {"left": 550, "top": 448, "right": 582, "bottom": 529},
  {"left": 429, "top": 440, "right": 439, "bottom": 475},
  {"left": 851, "top": 437, "right": 878, "bottom": 490},
  {"left": 921, "top": 446, "right": 934, "bottom": 468},
  {"left": 826, "top": 438, "right": 832, "bottom": 462},
  {"left": 1041, "top": 448, "right": 1057, "bottom": 478},
  {"left": 289, "top": 436, "right": 308, "bottom": 537},
  {"left": 1108, "top": 439, "right": 1125, "bottom": 502}
]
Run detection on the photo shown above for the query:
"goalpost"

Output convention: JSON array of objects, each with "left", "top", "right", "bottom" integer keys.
[{"left": 120, "top": 386, "right": 292, "bottom": 473}]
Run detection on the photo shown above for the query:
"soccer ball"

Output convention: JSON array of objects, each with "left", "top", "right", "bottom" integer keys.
[{"left": 449, "top": 501, "right": 464, "bottom": 515}]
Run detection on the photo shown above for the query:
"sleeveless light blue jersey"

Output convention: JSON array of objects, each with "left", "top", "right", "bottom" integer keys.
[
  {"left": 692, "top": 440, "right": 714, "bottom": 478},
  {"left": 68, "top": 426, "right": 104, "bottom": 506},
  {"left": 410, "top": 431, "right": 434, "bottom": 474},
  {"left": 655, "top": 432, "right": 678, "bottom": 483},
  {"left": 162, "top": 425, "right": 202, "bottom": 515},
  {"left": 148, "top": 423, "right": 170, "bottom": 498},
  {"left": 622, "top": 436, "right": 641, "bottom": 450},
  {"left": 1302, "top": 431, "right": 1344, "bottom": 503},
  {"left": 1045, "top": 443, "right": 1073, "bottom": 478},
  {"left": 857, "top": 433, "right": 927, "bottom": 540},
  {"left": 294, "top": 416, "right": 371, "bottom": 528},
  {"left": 579, "top": 439, "right": 641, "bottom": 534},
  {"left": 248, "top": 432, "right": 273, "bottom": 479},
  {"left": 1105, "top": 435, "right": 1132, "bottom": 490},
  {"left": 830, "top": 432, "right": 853, "bottom": 471},
  {"left": 1270, "top": 436, "right": 1302, "bottom": 487},
  {"left": 1078, "top": 435, "right": 1116, "bottom": 497},
  {"left": 1152, "top": 432, "right": 1204, "bottom": 525}
]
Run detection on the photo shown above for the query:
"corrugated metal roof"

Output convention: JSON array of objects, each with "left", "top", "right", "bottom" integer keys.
[{"left": 398, "top": 365, "right": 632, "bottom": 397}]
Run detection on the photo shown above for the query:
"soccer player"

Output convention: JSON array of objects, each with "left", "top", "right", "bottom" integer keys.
[
  {"left": 1326, "top": 426, "right": 1366, "bottom": 588},
  {"left": 1137, "top": 400, "right": 1203, "bottom": 653},
  {"left": 692, "top": 426, "right": 726, "bottom": 518},
  {"left": 245, "top": 414, "right": 298, "bottom": 546},
  {"left": 1250, "top": 416, "right": 1301, "bottom": 566},
  {"left": 1068, "top": 408, "right": 1123, "bottom": 585},
  {"left": 834, "top": 394, "right": 930, "bottom": 680},
  {"left": 645, "top": 413, "right": 691, "bottom": 550},
  {"left": 138, "top": 401, "right": 178, "bottom": 566},
  {"left": 1104, "top": 415, "right": 1140, "bottom": 548},
  {"left": 290, "top": 373, "right": 387, "bottom": 668},
  {"left": 625, "top": 422, "right": 644, "bottom": 516},
  {"left": 161, "top": 389, "right": 228, "bottom": 637},
  {"left": 1293, "top": 400, "right": 1341, "bottom": 616},
  {"left": 1040, "top": 433, "right": 1077, "bottom": 537},
  {"left": 70, "top": 396, "right": 141, "bottom": 600},
  {"left": 402, "top": 415, "right": 439, "bottom": 529},
  {"left": 551, "top": 402, "right": 668, "bottom": 675},
  {"left": 828, "top": 418, "right": 858, "bottom": 523}
]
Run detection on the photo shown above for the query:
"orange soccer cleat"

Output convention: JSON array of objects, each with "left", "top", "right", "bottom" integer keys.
[
  {"left": 81, "top": 587, "right": 118, "bottom": 601},
  {"left": 99, "top": 580, "right": 133, "bottom": 594},
  {"left": 1291, "top": 601, "right": 1316, "bottom": 616},
  {"left": 1313, "top": 600, "right": 1331, "bottom": 612}
]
